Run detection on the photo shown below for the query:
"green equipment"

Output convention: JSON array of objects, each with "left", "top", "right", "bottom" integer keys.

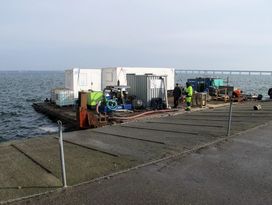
[{"left": 87, "top": 91, "right": 103, "bottom": 108}]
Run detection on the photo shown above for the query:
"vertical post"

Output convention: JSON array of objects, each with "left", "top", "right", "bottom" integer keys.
[
  {"left": 227, "top": 100, "right": 233, "bottom": 136},
  {"left": 224, "top": 88, "right": 227, "bottom": 103},
  {"left": 160, "top": 77, "right": 169, "bottom": 109},
  {"left": 57, "top": 120, "right": 67, "bottom": 188}
]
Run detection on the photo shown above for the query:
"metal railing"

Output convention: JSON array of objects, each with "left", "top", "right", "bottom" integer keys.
[
  {"left": 227, "top": 100, "right": 233, "bottom": 136},
  {"left": 57, "top": 120, "right": 67, "bottom": 188}
]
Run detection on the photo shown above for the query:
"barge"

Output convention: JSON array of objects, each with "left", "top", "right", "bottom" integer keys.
[{"left": 33, "top": 68, "right": 266, "bottom": 131}]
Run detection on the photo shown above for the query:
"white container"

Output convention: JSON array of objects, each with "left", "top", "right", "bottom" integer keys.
[
  {"left": 65, "top": 68, "right": 101, "bottom": 98},
  {"left": 101, "top": 67, "right": 175, "bottom": 90}
]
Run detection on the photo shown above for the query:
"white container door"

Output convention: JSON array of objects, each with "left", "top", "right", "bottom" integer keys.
[
  {"left": 102, "top": 68, "right": 117, "bottom": 89},
  {"left": 89, "top": 69, "right": 102, "bottom": 91},
  {"left": 65, "top": 70, "right": 74, "bottom": 90}
]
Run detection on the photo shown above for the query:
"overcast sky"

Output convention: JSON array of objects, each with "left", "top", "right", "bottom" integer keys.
[{"left": 1, "top": 0, "right": 272, "bottom": 70}]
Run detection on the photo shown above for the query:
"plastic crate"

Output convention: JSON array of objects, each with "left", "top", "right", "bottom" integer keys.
[{"left": 51, "top": 88, "right": 75, "bottom": 107}]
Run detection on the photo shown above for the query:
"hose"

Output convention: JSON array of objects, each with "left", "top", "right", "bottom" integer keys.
[
  {"left": 96, "top": 101, "right": 101, "bottom": 114},
  {"left": 109, "top": 109, "right": 175, "bottom": 121},
  {"left": 96, "top": 99, "right": 118, "bottom": 114},
  {"left": 106, "top": 99, "right": 118, "bottom": 111}
]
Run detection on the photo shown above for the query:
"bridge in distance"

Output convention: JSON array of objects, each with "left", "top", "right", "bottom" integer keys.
[{"left": 175, "top": 69, "right": 272, "bottom": 75}]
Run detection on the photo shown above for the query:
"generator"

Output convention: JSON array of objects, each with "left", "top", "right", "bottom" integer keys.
[{"left": 99, "top": 85, "right": 132, "bottom": 113}]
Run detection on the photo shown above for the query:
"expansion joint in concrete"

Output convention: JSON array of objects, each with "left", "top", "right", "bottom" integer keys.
[
  {"left": 91, "top": 130, "right": 166, "bottom": 145},
  {"left": 10, "top": 144, "right": 60, "bottom": 181},
  {"left": 120, "top": 125, "right": 199, "bottom": 135},
  {"left": 53, "top": 137, "right": 119, "bottom": 157}
]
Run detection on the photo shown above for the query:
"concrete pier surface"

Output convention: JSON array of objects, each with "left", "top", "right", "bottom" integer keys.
[{"left": 1, "top": 101, "right": 272, "bottom": 204}]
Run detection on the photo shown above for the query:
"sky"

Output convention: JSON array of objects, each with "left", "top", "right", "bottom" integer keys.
[{"left": 0, "top": 0, "right": 272, "bottom": 71}]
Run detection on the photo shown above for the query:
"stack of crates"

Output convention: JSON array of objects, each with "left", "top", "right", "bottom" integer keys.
[{"left": 51, "top": 88, "right": 75, "bottom": 107}]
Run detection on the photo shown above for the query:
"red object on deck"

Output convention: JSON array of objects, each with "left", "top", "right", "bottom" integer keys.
[
  {"left": 233, "top": 89, "right": 241, "bottom": 97},
  {"left": 77, "top": 91, "right": 89, "bottom": 129},
  {"left": 77, "top": 107, "right": 88, "bottom": 129}
]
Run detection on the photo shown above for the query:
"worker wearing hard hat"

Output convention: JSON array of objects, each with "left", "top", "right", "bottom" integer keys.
[{"left": 185, "top": 82, "right": 193, "bottom": 111}]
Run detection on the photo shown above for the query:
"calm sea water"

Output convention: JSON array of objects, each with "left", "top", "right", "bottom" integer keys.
[
  {"left": 0, "top": 71, "right": 64, "bottom": 142},
  {"left": 0, "top": 71, "right": 271, "bottom": 142}
]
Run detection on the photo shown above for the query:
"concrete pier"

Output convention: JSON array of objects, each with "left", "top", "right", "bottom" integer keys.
[
  {"left": 17, "top": 120, "right": 272, "bottom": 205},
  {"left": 1, "top": 101, "right": 272, "bottom": 203}
]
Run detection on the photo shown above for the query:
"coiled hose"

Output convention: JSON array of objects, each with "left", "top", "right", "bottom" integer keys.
[
  {"left": 106, "top": 99, "right": 118, "bottom": 111},
  {"left": 95, "top": 99, "right": 118, "bottom": 115}
]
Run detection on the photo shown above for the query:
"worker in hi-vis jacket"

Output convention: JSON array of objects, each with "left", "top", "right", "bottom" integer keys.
[{"left": 185, "top": 82, "right": 193, "bottom": 111}]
